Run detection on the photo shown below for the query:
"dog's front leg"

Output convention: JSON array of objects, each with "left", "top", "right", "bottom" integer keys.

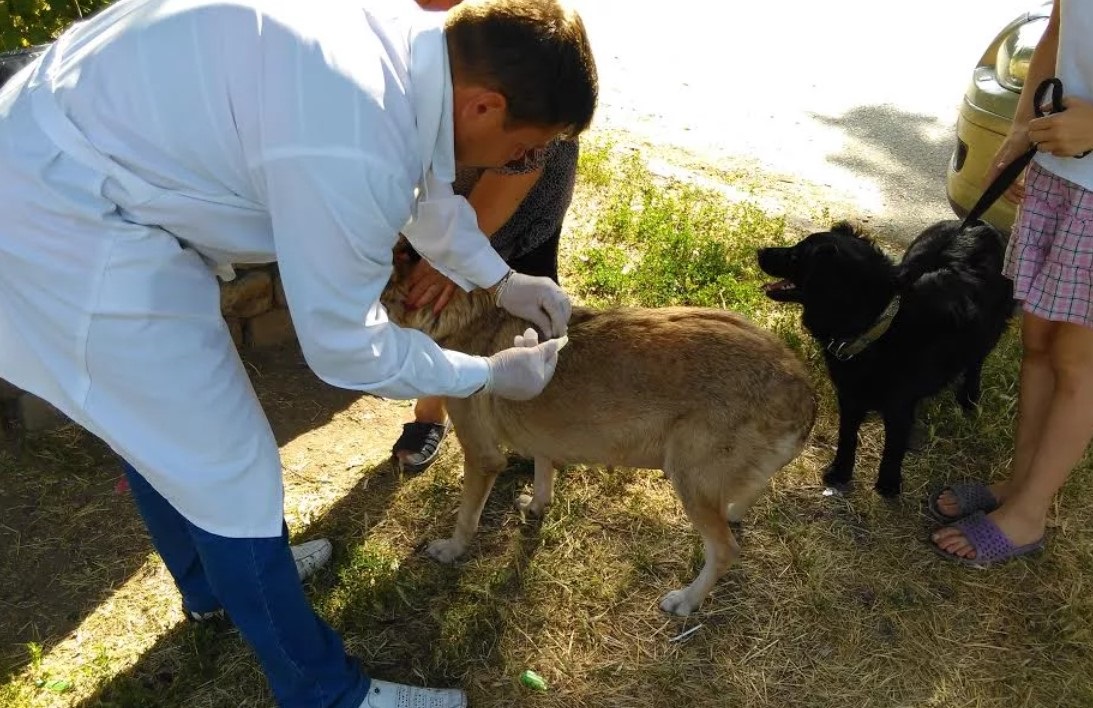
[
  {"left": 875, "top": 402, "right": 915, "bottom": 497},
  {"left": 516, "top": 456, "right": 556, "bottom": 518},
  {"left": 823, "top": 392, "right": 867, "bottom": 492},
  {"left": 427, "top": 452, "right": 505, "bottom": 563}
]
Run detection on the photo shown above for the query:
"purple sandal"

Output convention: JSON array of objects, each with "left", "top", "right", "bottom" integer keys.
[
  {"left": 927, "top": 481, "right": 999, "bottom": 522},
  {"left": 931, "top": 511, "right": 1045, "bottom": 568}
]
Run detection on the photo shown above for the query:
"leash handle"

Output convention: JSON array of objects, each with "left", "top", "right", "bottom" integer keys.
[
  {"left": 1032, "top": 77, "right": 1091, "bottom": 157},
  {"left": 1033, "top": 77, "right": 1065, "bottom": 118},
  {"left": 961, "top": 77, "right": 1091, "bottom": 230}
]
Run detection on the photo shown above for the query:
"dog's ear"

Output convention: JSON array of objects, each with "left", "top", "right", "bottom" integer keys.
[
  {"left": 829, "top": 220, "right": 857, "bottom": 237},
  {"left": 829, "top": 220, "right": 871, "bottom": 241},
  {"left": 390, "top": 236, "right": 422, "bottom": 285}
]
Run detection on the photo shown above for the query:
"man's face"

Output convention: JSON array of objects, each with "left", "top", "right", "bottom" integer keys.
[{"left": 452, "top": 87, "right": 562, "bottom": 168}]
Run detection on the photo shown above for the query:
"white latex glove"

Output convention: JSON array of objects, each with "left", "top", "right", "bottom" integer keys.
[
  {"left": 481, "top": 328, "right": 569, "bottom": 401},
  {"left": 512, "top": 328, "right": 540, "bottom": 348},
  {"left": 494, "top": 271, "right": 572, "bottom": 338}
]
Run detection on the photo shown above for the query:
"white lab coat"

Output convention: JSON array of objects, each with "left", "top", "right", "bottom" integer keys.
[{"left": 0, "top": 0, "right": 510, "bottom": 536}]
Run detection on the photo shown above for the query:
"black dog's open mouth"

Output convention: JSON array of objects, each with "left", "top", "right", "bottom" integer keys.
[{"left": 761, "top": 279, "right": 801, "bottom": 301}]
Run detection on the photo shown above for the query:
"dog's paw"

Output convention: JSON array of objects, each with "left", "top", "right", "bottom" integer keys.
[
  {"left": 515, "top": 494, "right": 547, "bottom": 518},
  {"left": 659, "top": 589, "right": 699, "bottom": 617},
  {"left": 821, "top": 467, "right": 852, "bottom": 488},
  {"left": 426, "top": 538, "right": 465, "bottom": 564},
  {"left": 873, "top": 481, "right": 901, "bottom": 499},
  {"left": 821, "top": 475, "right": 853, "bottom": 497}
]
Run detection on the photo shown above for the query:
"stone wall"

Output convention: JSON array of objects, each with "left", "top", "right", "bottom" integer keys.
[{"left": 0, "top": 264, "right": 298, "bottom": 438}]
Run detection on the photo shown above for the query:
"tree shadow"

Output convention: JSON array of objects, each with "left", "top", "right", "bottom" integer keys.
[{"left": 812, "top": 104, "right": 958, "bottom": 238}]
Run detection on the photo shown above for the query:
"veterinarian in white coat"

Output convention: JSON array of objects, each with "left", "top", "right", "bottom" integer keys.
[{"left": 0, "top": 0, "right": 597, "bottom": 704}]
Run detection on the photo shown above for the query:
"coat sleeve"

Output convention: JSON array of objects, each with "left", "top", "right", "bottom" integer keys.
[
  {"left": 244, "top": 14, "right": 495, "bottom": 398},
  {"left": 256, "top": 151, "right": 491, "bottom": 399},
  {"left": 399, "top": 172, "right": 511, "bottom": 291}
]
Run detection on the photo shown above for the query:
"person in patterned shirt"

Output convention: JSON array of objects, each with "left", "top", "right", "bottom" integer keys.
[
  {"left": 391, "top": 0, "right": 581, "bottom": 473},
  {"left": 391, "top": 4, "right": 580, "bottom": 470}
]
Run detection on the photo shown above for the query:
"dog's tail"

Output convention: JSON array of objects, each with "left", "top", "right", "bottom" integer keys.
[{"left": 898, "top": 223, "right": 1010, "bottom": 328}]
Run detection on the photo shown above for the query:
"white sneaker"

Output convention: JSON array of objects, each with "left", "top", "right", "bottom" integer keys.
[
  {"left": 292, "top": 538, "right": 333, "bottom": 581},
  {"left": 360, "top": 679, "right": 467, "bottom": 708}
]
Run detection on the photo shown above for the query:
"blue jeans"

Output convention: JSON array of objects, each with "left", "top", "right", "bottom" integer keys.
[{"left": 123, "top": 463, "right": 369, "bottom": 707}]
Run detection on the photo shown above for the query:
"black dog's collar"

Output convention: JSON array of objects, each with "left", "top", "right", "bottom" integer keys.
[{"left": 826, "top": 295, "right": 901, "bottom": 361}]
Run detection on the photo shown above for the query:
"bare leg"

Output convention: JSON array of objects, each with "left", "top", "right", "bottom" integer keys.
[
  {"left": 934, "top": 320, "right": 1093, "bottom": 557},
  {"left": 413, "top": 396, "right": 447, "bottom": 425},
  {"left": 936, "top": 312, "right": 1057, "bottom": 516},
  {"left": 516, "top": 456, "right": 556, "bottom": 518}
]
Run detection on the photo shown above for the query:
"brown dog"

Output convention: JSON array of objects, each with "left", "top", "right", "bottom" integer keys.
[{"left": 382, "top": 250, "right": 816, "bottom": 616}]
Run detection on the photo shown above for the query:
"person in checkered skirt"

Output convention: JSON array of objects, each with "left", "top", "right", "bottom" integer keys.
[{"left": 931, "top": 0, "right": 1093, "bottom": 565}]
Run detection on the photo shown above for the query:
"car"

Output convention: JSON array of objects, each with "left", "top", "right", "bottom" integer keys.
[{"left": 945, "top": 1, "right": 1051, "bottom": 235}]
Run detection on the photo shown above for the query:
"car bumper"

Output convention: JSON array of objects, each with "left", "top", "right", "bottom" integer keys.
[{"left": 946, "top": 88, "right": 1019, "bottom": 236}]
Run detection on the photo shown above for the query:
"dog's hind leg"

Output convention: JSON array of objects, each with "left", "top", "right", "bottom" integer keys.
[
  {"left": 660, "top": 474, "right": 739, "bottom": 617},
  {"left": 427, "top": 444, "right": 507, "bottom": 564},
  {"left": 725, "top": 476, "right": 768, "bottom": 524},
  {"left": 876, "top": 401, "right": 916, "bottom": 497},
  {"left": 956, "top": 359, "right": 984, "bottom": 414},
  {"left": 727, "top": 432, "right": 807, "bottom": 523},
  {"left": 516, "top": 456, "right": 556, "bottom": 518}
]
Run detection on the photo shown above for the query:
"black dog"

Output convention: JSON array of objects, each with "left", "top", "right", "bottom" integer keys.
[{"left": 757, "top": 220, "right": 1014, "bottom": 497}]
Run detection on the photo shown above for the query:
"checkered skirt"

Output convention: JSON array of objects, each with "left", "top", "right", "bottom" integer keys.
[{"left": 1004, "top": 161, "right": 1093, "bottom": 327}]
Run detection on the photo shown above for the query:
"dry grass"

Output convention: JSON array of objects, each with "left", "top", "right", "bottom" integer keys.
[{"left": 2, "top": 133, "right": 1093, "bottom": 708}]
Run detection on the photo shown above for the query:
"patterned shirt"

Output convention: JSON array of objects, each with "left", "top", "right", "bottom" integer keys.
[{"left": 452, "top": 138, "right": 579, "bottom": 262}]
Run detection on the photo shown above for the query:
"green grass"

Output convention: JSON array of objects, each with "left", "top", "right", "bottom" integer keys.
[
  {"left": 571, "top": 147, "right": 786, "bottom": 316},
  {"left": 1, "top": 0, "right": 114, "bottom": 50},
  {"left": 2, "top": 134, "right": 1093, "bottom": 707}
]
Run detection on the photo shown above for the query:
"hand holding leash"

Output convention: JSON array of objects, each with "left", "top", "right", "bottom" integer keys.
[
  {"left": 963, "top": 78, "right": 1090, "bottom": 229},
  {"left": 1028, "top": 92, "right": 1093, "bottom": 158}
]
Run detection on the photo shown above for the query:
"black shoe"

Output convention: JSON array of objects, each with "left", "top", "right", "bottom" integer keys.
[{"left": 391, "top": 420, "right": 451, "bottom": 474}]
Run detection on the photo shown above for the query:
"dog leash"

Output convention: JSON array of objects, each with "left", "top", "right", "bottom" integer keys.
[
  {"left": 960, "top": 77, "right": 1091, "bottom": 230},
  {"left": 822, "top": 81, "right": 1084, "bottom": 361}
]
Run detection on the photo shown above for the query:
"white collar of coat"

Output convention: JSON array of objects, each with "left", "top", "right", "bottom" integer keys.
[{"left": 408, "top": 12, "right": 455, "bottom": 190}]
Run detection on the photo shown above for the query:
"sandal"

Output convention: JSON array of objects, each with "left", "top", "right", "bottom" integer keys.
[
  {"left": 930, "top": 511, "right": 1045, "bottom": 568},
  {"left": 391, "top": 420, "right": 451, "bottom": 474},
  {"left": 926, "top": 481, "right": 999, "bottom": 522}
]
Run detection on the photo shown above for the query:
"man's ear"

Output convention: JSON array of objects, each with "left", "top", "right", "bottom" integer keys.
[{"left": 456, "top": 87, "right": 507, "bottom": 125}]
